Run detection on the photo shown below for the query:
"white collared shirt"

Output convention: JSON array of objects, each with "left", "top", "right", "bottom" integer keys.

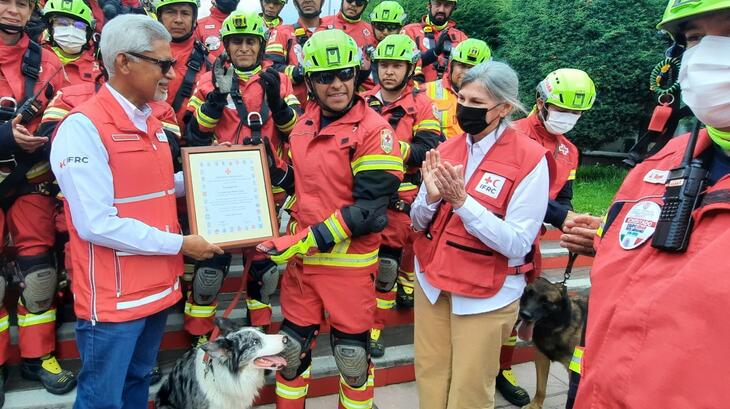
[
  {"left": 50, "top": 84, "right": 185, "bottom": 255},
  {"left": 410, "top": 123, "right": 550, "bottom": 315}
]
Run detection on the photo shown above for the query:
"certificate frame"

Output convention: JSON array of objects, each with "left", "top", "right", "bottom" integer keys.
[{"left": 182, "top": 145, "right": 279, "bottom": 250}]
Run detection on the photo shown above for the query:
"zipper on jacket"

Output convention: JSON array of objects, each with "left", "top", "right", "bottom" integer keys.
[
  {"left": 113, "top": 252, "right": 122, "bottom": 297},
  {"left": 88, "top": 243, "right": 97, "bottom": 325},
  {"left": 445, "top": 240, "right": 494, "bottom": 256}
]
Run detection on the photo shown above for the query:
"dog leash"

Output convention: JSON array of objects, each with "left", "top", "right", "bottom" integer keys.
[
  {"left": 209, "top": 249, "right": 253, "bottom": 342},
  {"left": 561, "top": 252, "right": 579, "bottom": 286}
]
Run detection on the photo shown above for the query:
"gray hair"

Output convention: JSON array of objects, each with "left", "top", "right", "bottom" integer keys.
[
  {"left": 99, "top": 15, "right": 171, "bottom": 76},
  {"left": 461, "top": 60, "right": 527, "bottom": 122}
]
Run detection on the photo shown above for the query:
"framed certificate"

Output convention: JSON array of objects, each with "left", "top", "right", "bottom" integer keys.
[{"left": 182, "top": 145, "right": 279, "bottom": 249}]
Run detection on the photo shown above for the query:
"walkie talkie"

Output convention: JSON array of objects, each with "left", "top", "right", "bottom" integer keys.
[{"left": 651, "top": 121, "right": 708, "bottom": 252}]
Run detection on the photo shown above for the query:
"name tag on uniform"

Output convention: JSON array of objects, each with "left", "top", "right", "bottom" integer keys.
[
  {"left": 205, "top": 24, "right": 216, "bottom": 29},
  {"left": 643, "top": 169, "right": 669, "bottom": 184},
  {"left": 111, "top": 134, "right": 140, "bottom": 142},
  {"left": 156, "top": 130, "right": 168, "bottom": 142},
  {"left": 476, "top": 172, "right": 506, "bottom": 199}
]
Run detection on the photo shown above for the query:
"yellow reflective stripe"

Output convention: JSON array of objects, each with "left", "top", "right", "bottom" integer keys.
[
  {"left": 17, "top": 308, "right": 56, "bottom": 327},
  {"left": 331, "top": 238, "right": 351, "bottom": 254},
  {"left": 303, "top": 248, "right": 379, "bottom": 268},
  {"left": 351, "top": 154, "right": 404, "bottom": 175},
  {"left": 339, "top": 366, "right": 375, "bottom": 393},
  {"left": 597, "top": 213, "right": 608, "bottom": 238},
  {"left": 568, "top": 169, "right": 577, "bottom": 181},
  {"left": 275, "top": 367, "right": 311, "bottom": 399},
  {"left": 323, "top": 213, "right": 348, "bottom": 243},
  {"left": 399, "top": 140, "right": 411, "bottom": 162},
  {"left": 276, "top": 110, "right": 297, "bottom": 133},
  {"left": 184, "top": 302, "right": 216, "bottom": 318},
  {"left": 339, "top": 392, "right": 373, "bottom": 409},
  {"left": 246, "top": 298, "right": 270, "bottom": 311},
  {"left": 162, "top": 121, "right": 181, "bottom": 137},
  {"left": 503, "top": 335, "right": 517, "bottom": 346},
  {"left": 569, "top": 346, "right": 584, "bottom": 374},
  {"left": 42, "top": 107, "right": 69, "bottom": 121},
  {"left": 272, "top": 186, "right": 285, "bottom": 194},
  {"left": 415, "top": 119, "right": 441, "bottom": 133},
  {"left": 398, "top": 182, "right": 418, "bottom": 192},
  {"left": 397, "top": 275, "right": 414, "bottom": 288},
  {"left": 376, "top": 297, "right": 395, "bottom": 310},
  {"left": 283, "top": 194, "right": 297, "bottom": 211},
  {"left": 188, "top": 95, "right": 204, "bottom": 111},
  {"left": 285, "top": 94, "right": 300, "bottom": 106},
  {"left": 266, "top": 44, "right": 285, "bottom": 54},
  {"left": 0, "top": 315, "right": 9, "bottom": 332},
  {"left": 26, "top": 161, "right": 51, "bottom": 179},
  {"left": 195, "top": 106, "right": 219, "bottom": 129}
]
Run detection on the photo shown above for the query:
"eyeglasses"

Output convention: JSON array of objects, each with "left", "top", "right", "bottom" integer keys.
[
  {"left": 308, "top": 67, "right": 357, "bottom": 85},
  {"left": 126, "top": 52, "right": 177, "bottom": 75},
  {"left": 52, "top": 16, "right": 88, "bottom": 30},
  {"left": 373, "top": 23, "right": 401, "bottom": 32},
  {"left": 344, "top": 0, "right": 366, "bottom": 6}
]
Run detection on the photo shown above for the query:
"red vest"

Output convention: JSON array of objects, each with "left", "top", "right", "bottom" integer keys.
[
  {"left": 64, "top": 85, "right": 183, "bottom": 322},
  {"left": 513, "top": 113, "right": 578, "bottom": 200},
  {"left": 401, "top": 18, "right": 467, "bottom": 83},
  {"left": 413, "top": 128, "right": 548, "bottom": 297},
  {"left": 574, "top": 131, "right": 730, "bottom": 409}
]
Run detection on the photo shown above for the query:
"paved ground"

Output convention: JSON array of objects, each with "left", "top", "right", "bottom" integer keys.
[{"left": 255, "top": 360, "right": 570, "bottom": 409}]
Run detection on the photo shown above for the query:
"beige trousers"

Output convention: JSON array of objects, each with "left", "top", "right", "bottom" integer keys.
[{"left": 414, "top": 278, "right": 520, "bottom": 409}]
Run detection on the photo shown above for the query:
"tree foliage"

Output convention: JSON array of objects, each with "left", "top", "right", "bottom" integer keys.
[{"left": 497, "top": 0, "right": 669, "bottom": 149}]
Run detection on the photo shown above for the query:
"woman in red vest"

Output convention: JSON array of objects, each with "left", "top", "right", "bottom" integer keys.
[{"left": 411, "top": 60, "right": 553, "bottom": 409}]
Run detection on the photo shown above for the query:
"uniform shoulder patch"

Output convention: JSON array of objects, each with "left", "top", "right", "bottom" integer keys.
[{"left": 380, "top": 128, "right": 394, "bottom": 154}]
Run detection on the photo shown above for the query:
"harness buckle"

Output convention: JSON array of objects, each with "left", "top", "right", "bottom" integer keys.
[{"left": 247, "top": 112, "right": 263, "bottom": 145}]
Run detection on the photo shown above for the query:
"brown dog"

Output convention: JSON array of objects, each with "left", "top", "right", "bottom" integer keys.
[{"left": 516, "top": 277, "right": 587, "bottom": 409}]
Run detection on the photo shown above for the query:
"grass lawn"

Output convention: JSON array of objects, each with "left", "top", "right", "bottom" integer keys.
[{"left": 573, "top": 165, "right": 628, "bottom": 216}]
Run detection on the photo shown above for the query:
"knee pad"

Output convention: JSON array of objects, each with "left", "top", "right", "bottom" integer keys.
[
  {"left": 17, "top": 253, "right": 57, "bottom": 314},
  {"left": 192, "top": 253, "right": 231, "bottom": 306},
  {"left": 376, "top": 256, "right": 399, "bottom": 292},
  {"left": 331, "top": 328, "right": 370, "bottom": 388},
  {"left": 279, "top": 320, "right": 319, "bottom": 380},
  {"left": 249, "top": 259, "right": 280, "bottom": 305}
]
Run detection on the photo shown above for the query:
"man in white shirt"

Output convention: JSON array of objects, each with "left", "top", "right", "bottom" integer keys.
[{"left": 50, "top": 15, "right": 222, "bottom": 409}]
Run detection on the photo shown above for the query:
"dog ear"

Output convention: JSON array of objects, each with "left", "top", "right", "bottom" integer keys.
[
  {"left": 214, "top": 317, "right": 239, "bottom": 336},
  {"left": 201, "top": 338, "right": 231, "bottom": 360}
]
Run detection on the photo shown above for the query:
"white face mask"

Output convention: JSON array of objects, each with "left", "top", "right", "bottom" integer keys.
[
  {"left": 542, "top": 109, "right": 581, "bottom": 135},
  {"left": 678, "top": 35, "right": 730, "bottom": 129},
  {"left": 53, "top": 25, "right": 87, "bottom": 55}
]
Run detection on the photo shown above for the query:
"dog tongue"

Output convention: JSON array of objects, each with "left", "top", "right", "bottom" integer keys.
[
  {"left": 254, "top": 355, "right": 288, "bottom": 370},
  {"left": 517, "top": 321, "right": 535, "bottom": 342}
]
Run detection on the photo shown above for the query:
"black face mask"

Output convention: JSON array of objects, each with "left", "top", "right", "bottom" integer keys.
[
  {"left": 217, "top": 0, "right": 239, "bottom": 14},
  {"left": 456, "top": 103, "right": 497, "bottom": 135}
]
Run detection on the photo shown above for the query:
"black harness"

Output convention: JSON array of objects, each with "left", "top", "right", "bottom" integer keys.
[
  {"left": 171, "top": 40, "right": 211, "bottom": 113},
  {"left": 230, "top": 75, "right": 269, "bottom": 146}
]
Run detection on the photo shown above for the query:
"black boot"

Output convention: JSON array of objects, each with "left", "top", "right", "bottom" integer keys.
[
  {"left": 496, "top": 368, "right": 530, "bottom": 406},
  {"left": 369, "top": 329, "right": 385, "bottom": 358},
  {"left": 21, "top": 355, "right": 76, "bottom": 395}
]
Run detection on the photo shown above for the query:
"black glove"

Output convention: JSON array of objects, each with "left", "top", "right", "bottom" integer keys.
[
  {"left": 434, "top": 29, "right": 450, "bottom": 55},
  {"left": 212, "top": 53, "right": 234, "bottom": 94},
  {"left": 259, "top": 68, "right": 287, "bottom": 114}
]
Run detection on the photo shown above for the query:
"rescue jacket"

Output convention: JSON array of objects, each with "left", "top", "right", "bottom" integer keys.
[
  {"left": 413, "top": 128, "right": 548, "bottom": 297},
  {"left": 261, "top": 13, "right": 283, "bottom": 30},
  {"left": 422, "top": 75, "right": 462, "bottom": 139},
  {"left": 168, "top": 36, "right": 210, "bottom": 125},
  {"left": 401, "top": 17, "right": 467, "bottom": 83},
  {"left": 49, "top": 47, "right": 102, "bottom": 87},
  {"left": 513, "top": 113, "right": 578, "bottom": 200},
  {"left": 0, "top": 34, "right": 64, "bottom": 193},
  {"left": 574, "top": 131, "right": 730, "bottom": 409},
  {"left": 195, "top": 7, "right": 228, "bottom": 59},
  {"left": 63, "top": 85, "right": 183, "bottom": 322},
  {"left": 287, "top": 96, "right": 403, "bottom": 275},
  {"left": 264, "top": 18, "right": 319, "bottom": 106}
]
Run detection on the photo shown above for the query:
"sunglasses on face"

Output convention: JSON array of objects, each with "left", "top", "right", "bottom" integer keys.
[
  {"left": 373, "top": 23, "right": 401, "bottom": 32},
  {"left": 344, "top": 0, "right": 366, "bottom": 6},
  {"left": 308, "top": 67, "right": 357, "bottom": 85},
  {"left": 126, "top": 52, "right": 177, "bottom": 75},
  {"left": 52, "top": 16, "right": 88, "bottom": 30}
]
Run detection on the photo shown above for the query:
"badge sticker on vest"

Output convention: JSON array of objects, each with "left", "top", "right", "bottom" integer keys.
[
  {"left": 618, "top": 201, "right": 661, "bottom": 250},
  {"left": 381, "top": 129, "right": 394, "bottom": 153},
  {"left": 558, "top": 143, "right": 569, "bottom": 155},
  {"left": 476, "top": 172, "right": 506, "bottom": 199},
  {"left": 643, "top": 169, "right": 669, "bottom": 184},
  {"left": 205, "top": 24, "right": 215, "bottom": 29},
  {"left": 156, "top": 130, "right": 168, "bottom": 142},
  {"left": 363, "top": 28, "right": 371, "bottom": 37},
  {"left": 205, "top": 35, "right": 221, "bottom": 51},
  {"left": 111, "top": 134, "right": 141, "bottom": 142}
]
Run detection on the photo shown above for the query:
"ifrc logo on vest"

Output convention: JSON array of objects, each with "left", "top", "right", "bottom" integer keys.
[
  {"left": 618, "top": 201, "right": 661, "bottom": 250},
  {"left": 381, "top": 129, "right": 394, "bottom": 153},
  {"left": 476, "top": 172, "right": 506, "bottom": 199}
]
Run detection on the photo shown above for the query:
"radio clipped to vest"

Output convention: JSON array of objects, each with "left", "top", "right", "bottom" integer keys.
[{"left": 651, "top": 121, "right": 709, "bottom": 252}]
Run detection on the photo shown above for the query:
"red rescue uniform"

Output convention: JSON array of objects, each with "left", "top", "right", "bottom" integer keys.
[
  {"left": 46, "top": 47, "right": 102, "bottom": 87},
  {"left": 574, "top": 131, "right": 730, "bottom": 409},
  {"left": 195, "top": 7, "right": 228, "bottom": 59},
  {"left": 0, "top": 35, "right": 64, "bottom": 363},
  {"left": 401, "top": 17, "right": 467, "bottom": 83},
  {"left": 361, "top": 84, "right": 441, "bottom": 329},
  {"left": 168, "top": 37, "right": 210, "bottom": 127}
]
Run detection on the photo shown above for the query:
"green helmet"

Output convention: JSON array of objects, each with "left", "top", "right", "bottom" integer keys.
[
  {"left": 302, "top": 30, "right": 361, "bottom": 74},
  {"left": 370, "top": 1, "right": 407, "bottom": 25},
  {"left": 537, "top": 68, "right": 596, "bottom": 111},
  {"left": 43, "top": 0, "right": 94, "bottom": 28},
  {"left": 451, "top": 38, "right": 492, "bottom": 66},
  {"left": 657, "top": 0, "right": 730, "bottom": 37},
  {"left": 373, "top": 34, "right": 419, "bottom": 64},
  {"left": 154, "top": 0, "right": 199, "bottom": 14},
  {"left": 220, "top": 11, "right": 268, "bottom": 41}
]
